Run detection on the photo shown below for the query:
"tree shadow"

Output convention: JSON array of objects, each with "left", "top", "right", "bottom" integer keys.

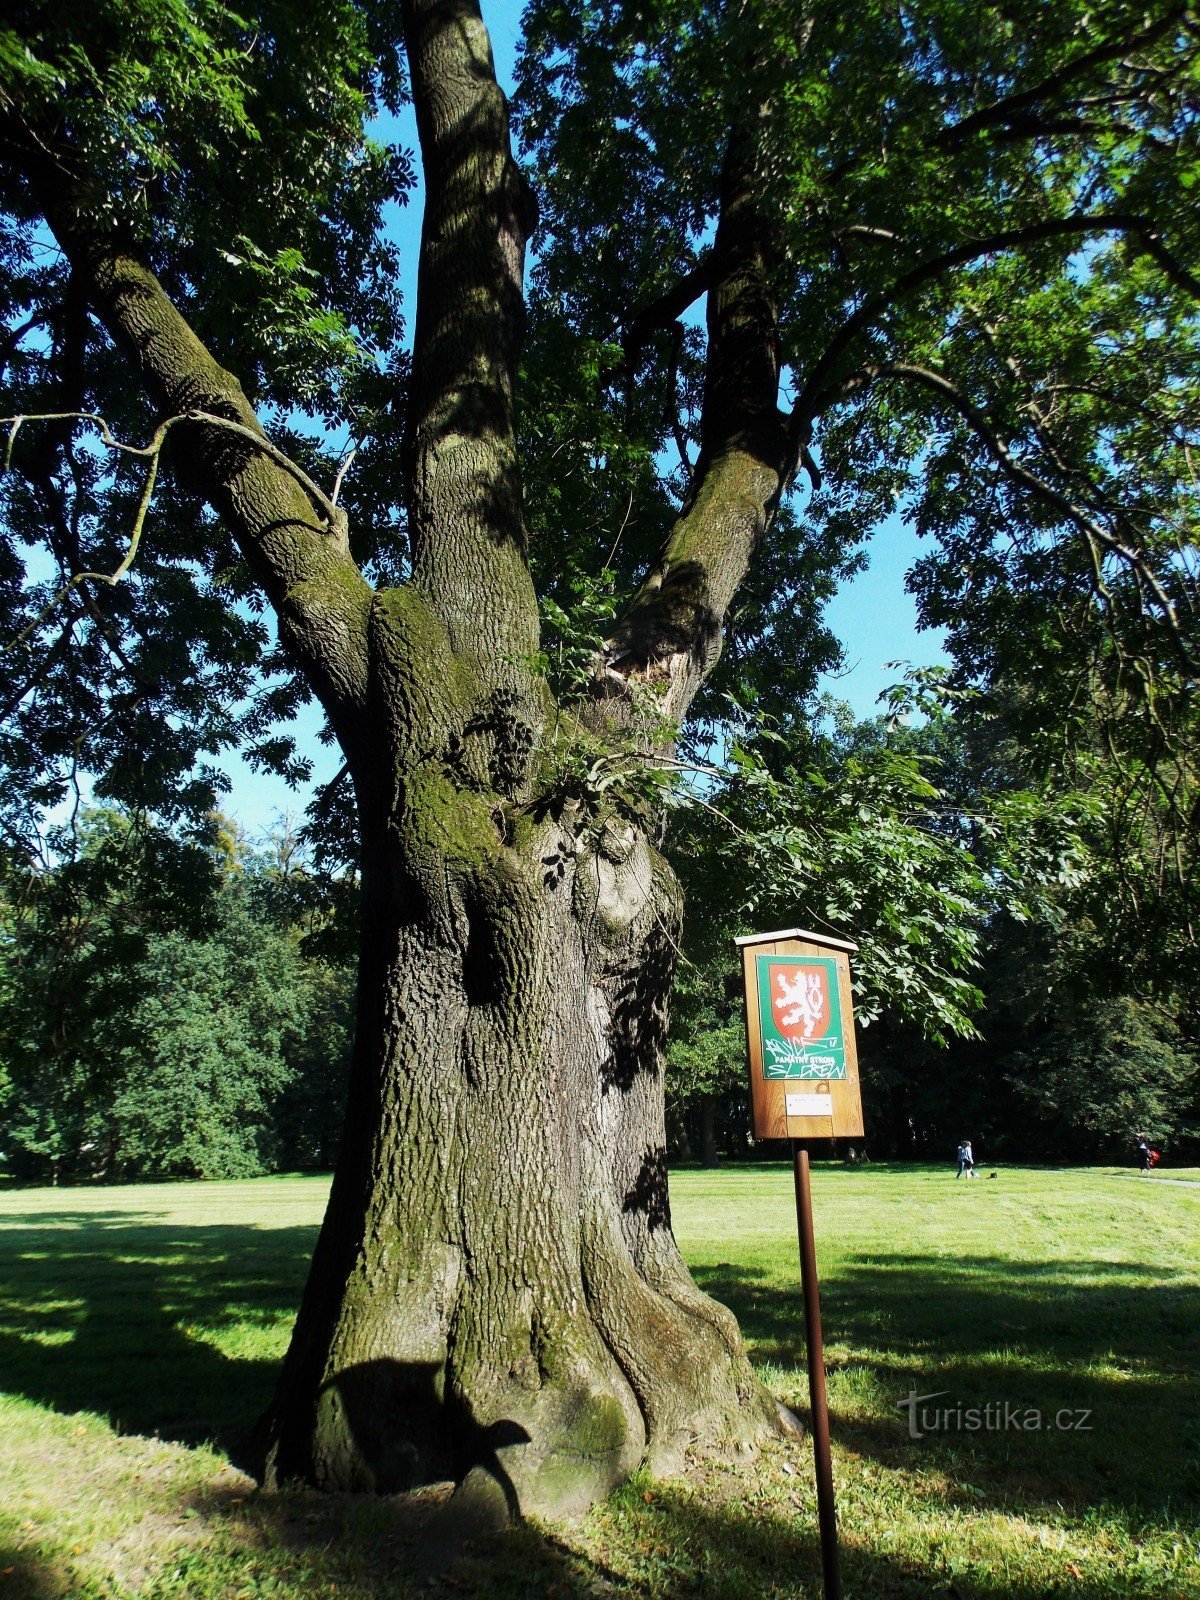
[
  {"left": 1, "top": 1214, "right": 547, "bottom": 1554},
  {"left": 321, "top": 1358, "right": 531, "bottom": 1520},
  {"left": 2, "top": 1450, "right": 1188, "bottom": 1600},
  {"left": 2, "top": 1210, "right": 1197, "bottom": 1598},
  {"left": 154, "top": 1461, "right": 1186, "bottom": 1600},
  {"left": 622, "top": 1144, "right": 672, "bottom": 1232},
  {"left": 696, "top": 1251, "right": 1193, "bottom": 1367},
  {"left": 694, "top": 1252, "right": 1200, "bottom": 1523},
  {"left": 603, "top": 918, "right": 675, "bottom": 1093},
  {"left": 0, "top": 1211, "right": 318, "bottom": 1454},
  {"left": 0, "top": 1543, "right": 63, "bottom": 1600}
]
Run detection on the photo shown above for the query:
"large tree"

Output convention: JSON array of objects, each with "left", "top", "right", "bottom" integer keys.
[{"left": 1, "top": 0, "right": 1197, "bottom": 1518}]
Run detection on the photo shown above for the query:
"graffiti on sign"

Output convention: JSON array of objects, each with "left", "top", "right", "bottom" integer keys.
[{"left": 756, "top": 954, "right": 846, "bottom": 1080}]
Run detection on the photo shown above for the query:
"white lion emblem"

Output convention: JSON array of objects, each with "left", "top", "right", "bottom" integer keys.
[{"left": 774, "top": 968, "right": 825, "bottom": 1038}]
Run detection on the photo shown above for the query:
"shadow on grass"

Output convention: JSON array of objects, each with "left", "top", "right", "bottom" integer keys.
[
  {"left": 2, "top": 1471, "right": 1188, "bottom": 1600},
  {"left": 2, "top": 1213, "right": 1198, "bottom": 1600},
  {"left": 0, "top": 1544, "right": 62, "bottom": 1600},
  {"left": 697, "top": 1252, "right": 1194, "bottom": 1369},
  {"left": 137, "top": 1470, "right": 1188, "bottom": 1600},
  {"left": 695, "top": 1253, "right": 1200, "bottom": 1522},
  {"left": 0, "top": 1212, "right": 318, "bottom": 1453}
]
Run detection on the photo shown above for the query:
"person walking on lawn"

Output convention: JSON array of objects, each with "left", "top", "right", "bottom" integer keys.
[{"left": 1135, "top": 1131, "right": 1161, "bottom": 1173}]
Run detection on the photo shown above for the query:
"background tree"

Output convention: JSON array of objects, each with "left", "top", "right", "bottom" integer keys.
[
  {"left": 847, "top": 679, "right": 1200, "bottom": 1162},
  {"left": 663, "top": 694, "right": 992, "bottom": 1161},
  {"left": 1, "top": 0, "right": 1197, "bottom": 1521},
  {"left": 0, "top": 807, "right": 357, "bottom": 1180},
  {"left": 0, "top": 807, "right": 228, "bottom": 1179}
]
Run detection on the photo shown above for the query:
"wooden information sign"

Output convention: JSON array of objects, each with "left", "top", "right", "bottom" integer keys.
[
  {"left": 737, "top": 925, "right": 865, "bottom": 1600},
  {"left": 737, "top": 927, "right": 864, "bottom": 1142}
]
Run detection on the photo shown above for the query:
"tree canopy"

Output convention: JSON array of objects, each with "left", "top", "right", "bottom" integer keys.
[
  {"left": 2, "top": 0, "right": 1196, "bottom": 1014},
  {"left": 0, "top": 807, "right": 355, "bottom": 1180},
  {"left": 2, "top": 0, "right": 1199, "bottom": 1517}
]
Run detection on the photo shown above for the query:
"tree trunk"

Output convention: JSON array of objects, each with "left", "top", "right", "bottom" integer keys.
[
  {"left": 24, "top": 0, "right": 798, "bottom": 1523},
  {"left": 699, "top": 1096, "right": 720, "bottom": 1170},
  {"left": 257, "top": 610, "right": 784, "bottom": 1518},
  {"left": 666, "top": 1103, "right": 694, "bottom": 1162}
]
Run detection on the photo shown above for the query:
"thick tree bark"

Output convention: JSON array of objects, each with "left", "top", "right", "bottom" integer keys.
[
  {"left": 245, "top": 7, "right": 795, "bottom": 1498},
  {"left": 256, "top": 596, "right": 782, "bottom": 1514}
]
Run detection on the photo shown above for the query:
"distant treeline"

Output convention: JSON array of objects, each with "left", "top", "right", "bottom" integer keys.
[
  {"left": 666, "top": 916, "right": 1200, "bottom": 1168},
  {"left": 663, "top": 702, "right": 1200, "bottom": 1172},
  {"left": 667, "top": 978, "right": 1200, "bottom": 1170},
  {"left": 1, "top": 786, "right": 1197, "bottom": 1183},
  {"left": 668, "top": 914, "right": 1200, "bottom": 1169}
]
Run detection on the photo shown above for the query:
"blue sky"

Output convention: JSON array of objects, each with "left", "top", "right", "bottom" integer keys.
[{"left": 215, "top": 0, "right": 946, "bottom": 834}]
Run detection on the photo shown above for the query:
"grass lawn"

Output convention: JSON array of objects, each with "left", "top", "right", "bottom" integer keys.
[{"left": 1, "top": 1164, "right": 1197, "bottom": 1599}]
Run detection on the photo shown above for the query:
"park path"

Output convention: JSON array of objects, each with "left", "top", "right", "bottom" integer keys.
[{"left": 1113, "top": 1173, "right": 1200, "bottom": 1189}]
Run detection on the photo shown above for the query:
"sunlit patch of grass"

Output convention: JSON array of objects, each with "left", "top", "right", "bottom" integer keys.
[{"left": 0, "top": 1165, "right": 1197, "bottom": 1598}]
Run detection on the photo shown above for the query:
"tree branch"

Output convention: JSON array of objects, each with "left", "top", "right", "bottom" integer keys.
[
  {"left": 598, "top": 124, "right": 791, "bottom": 726},
  {"left": 39, "top": 228, "right": 373, "bottom": 755},
  {"left": 0, "top": 313, "right": 47, "bottom": 384},
  {"left": 793, "top": 212, "right": 1200, "bottom": 427},
  {"left": 2, "top": 408, "right": 365, "bottom": 672},
  {"left": 815, "top": 11, "right": 1193, "bottom": 198},
  {"left": 830, "top": 359, "right": 1199, "bottom": 678},
  {"left": 3, "top": 408, "right": 345, "bottom": 526},
  {"left": 1, "top": 96, "right": 378, "bottom": 753},
  {"left": 662, "top": 321, "right": 695, "bottom": 483},
  {"left": 619, "top": 252, "right": 720, "bottom": 366},
  {"left": 400, "top": 0, "right": 541, "bottom": 664},
  {"left": 931, "top": 7, "right": 1190, "bottom": 151}
]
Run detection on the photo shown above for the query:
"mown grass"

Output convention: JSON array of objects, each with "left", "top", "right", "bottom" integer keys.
[{"left": 1, "top": 1164, "right": 1197, "bottom": 1599}]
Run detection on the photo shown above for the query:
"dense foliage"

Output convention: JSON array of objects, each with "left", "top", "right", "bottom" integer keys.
[
  {"left": 0, "top": 810, "right": 354, "bottom": 1181},
  {"left": 665, "top": 691, "right": 1200, "bottom": 1164},
  {"left": 1, "top": 0, "right": 1198, "bottom": 1175},
  {"left": 0, "top": 0, "right": 412, "bottom": 843}
]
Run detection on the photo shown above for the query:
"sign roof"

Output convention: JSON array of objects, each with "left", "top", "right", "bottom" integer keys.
[{"left": 733, "top": 927, "right": 859, "bottom": 952}]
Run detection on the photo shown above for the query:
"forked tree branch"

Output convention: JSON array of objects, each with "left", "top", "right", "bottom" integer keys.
[
  {"left": 3, "top": 408, "right": 345, "bottom": 527},
  {"left": 0, "top": 313, "right": 47, "bottom": 384},
  {"left": 818, "top": 8, "right": 1194, "bottom": 192},
  {"left": 619, "top": 251, "right": 722, "bottom": 366},
  {"left": 1, "top": 97, "right": 376, "bottom": 753}
]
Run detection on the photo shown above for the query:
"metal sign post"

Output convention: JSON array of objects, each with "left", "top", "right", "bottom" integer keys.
[
  {"left": 737, "top": 927, "right": 863, "bottom": 1600},
  {"left": 794, "top": 1144, "right": 841, "bottom": 1600}
]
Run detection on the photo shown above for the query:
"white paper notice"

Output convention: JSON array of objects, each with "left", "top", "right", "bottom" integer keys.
[{"left": 786, "top": 1093, "right": 834, "bottom": 1118}]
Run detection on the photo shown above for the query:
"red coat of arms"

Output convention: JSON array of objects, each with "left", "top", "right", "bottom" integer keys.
[{"left": 769, "top": 961, "right": 830, "bottom": 1042}]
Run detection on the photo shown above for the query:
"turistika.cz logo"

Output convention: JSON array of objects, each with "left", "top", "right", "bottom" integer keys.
[{"left": 897, "top": 1389, "right": 1093, "bottom": 1440}]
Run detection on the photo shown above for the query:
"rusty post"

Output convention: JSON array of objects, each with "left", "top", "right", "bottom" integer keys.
[{"left": 792, "top": 1142, "right": 842, "bottom": 1600}]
